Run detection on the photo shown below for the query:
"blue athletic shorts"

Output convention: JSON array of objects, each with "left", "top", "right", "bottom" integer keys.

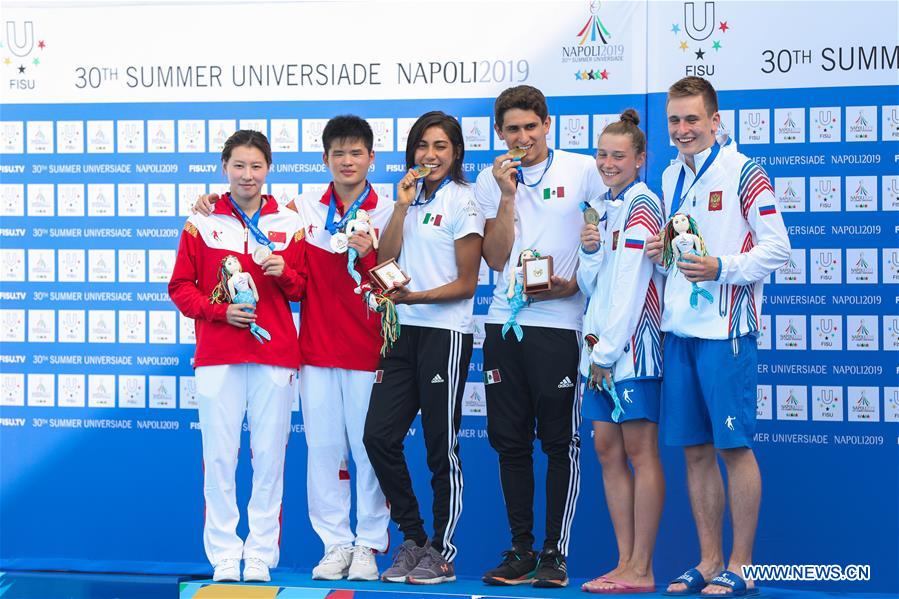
[
  {"left": 583, "top": 379, "right": 661, "bottom": 423},
  {"left": 661, "top": 334, "right": 758, "bottom": 449}
]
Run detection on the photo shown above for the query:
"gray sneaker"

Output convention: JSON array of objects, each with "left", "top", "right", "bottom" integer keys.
[
  {"left": 381, "top": 540, "right": 429, "bottom": 583},
  {"left": 406, "top": 546, "right": 456, "bottom": 585}
]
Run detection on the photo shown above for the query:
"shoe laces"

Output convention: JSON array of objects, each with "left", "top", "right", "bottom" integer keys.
[
  {"left": 392, "top": 542, "right": 420, "bottom": 569},
  {"left": 538, "top": 551, "right": 565, "bottom": 570},
  {"left": 217, "top": 558, "right": 239, "bottom": 570},
  {"left": 416, "top": 550, "right": 440, "bottom": 570},
  {"left": 353, "top": 545, "right": 375, "bottom": 566},
  {"left": 245, "top": 557, "right": 266, "bottom": 570},
  {"left": 321, "top": 546, "right": 352, "bottom": 565},
  {"left": 500, "top": 548, "right": 530, "bottom": 564}
]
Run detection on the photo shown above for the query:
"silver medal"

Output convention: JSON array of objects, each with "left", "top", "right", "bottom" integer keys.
[
  {"left": 329, "top": 232, "right": 349, "bottom": 253},
  {"left": 252, "top": 245, "right": 272, "bottom": 265}
]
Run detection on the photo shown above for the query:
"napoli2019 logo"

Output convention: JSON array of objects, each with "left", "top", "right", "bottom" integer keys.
[{"left": 577, "top": 1, "right": 611, "bottom": 45}]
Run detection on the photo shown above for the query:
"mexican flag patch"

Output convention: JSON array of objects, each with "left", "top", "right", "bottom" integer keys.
[
  {"left": 542, "top": 186, "right": 565, "bottom": 200},
  {"left": 423, "top": 213, "right": 443, "bottom": 226},
  {"left": 485, "top": 369, "right": 502, "bottom": 385}
]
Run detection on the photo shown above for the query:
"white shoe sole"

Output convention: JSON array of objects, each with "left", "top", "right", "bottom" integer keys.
[
  {"left": 213, "top": 573, "right": 240, "bottom": 582},
  {"left": 243, "top": 572, "right": 271, "bottom": 582},
  {"left": 381, "top": 574, "right": 408, "bottom": 583},
  {"left": 312, "top": 571, "right": 348, "bottom": 581},
  {"left": 347, "top": 572, "right": 379, "bottom": 581},
  {"left": 407, "top": 575, "right": 457, "bottom": 585}
]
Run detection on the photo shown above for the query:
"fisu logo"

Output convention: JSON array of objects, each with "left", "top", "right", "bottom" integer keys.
[
  {"left": 683, "top": 1, "right": 715, "bottom": 41},
  {"left": 5, "top": 21, "right": 34, "bottom": 57},
  {"left": 816, "top": 179, "right": 834, "bottom": 196}
]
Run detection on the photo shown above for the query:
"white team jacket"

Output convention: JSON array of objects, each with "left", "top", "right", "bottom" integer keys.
[
  {"left": 660, "top": 139, "right": 791, "bottom": 340},
  {"left": 577, "top": 181, "right": 664, "bottom": 383}
]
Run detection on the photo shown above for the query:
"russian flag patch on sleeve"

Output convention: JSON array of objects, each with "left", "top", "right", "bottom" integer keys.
[
  {"left": 624, "top": 238, "right": 645, "bottom": 250},
  {"left": 759, "top": 204, "right": 777, "bottom": 216}
]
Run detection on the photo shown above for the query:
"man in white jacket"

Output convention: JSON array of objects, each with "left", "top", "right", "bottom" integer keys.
[{"left": 645, "top": 77, "right": 790, "bottom": 597}]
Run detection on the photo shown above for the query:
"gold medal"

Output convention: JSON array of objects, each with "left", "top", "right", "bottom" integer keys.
[
  {"left": 583, "top": 207, "right": 601, "bottom": 225},
  {"left": 508, "top": 147, "right": 527, "bottom": 160},
  {"left": 411, "top": 165, "right": 431, "bottom": 179}
]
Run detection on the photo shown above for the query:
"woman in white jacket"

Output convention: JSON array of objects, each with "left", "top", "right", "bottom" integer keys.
[{"left": 577, "top": 110, "right": 665, "bottom": 594}]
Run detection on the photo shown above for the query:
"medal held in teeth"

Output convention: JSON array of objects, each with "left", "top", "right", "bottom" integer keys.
[
  {"left": 508, "top": 147, "right": 527, "bottom": 160},
  {"left": 411, "top": 165, "right": 432, "bottom": 179}
]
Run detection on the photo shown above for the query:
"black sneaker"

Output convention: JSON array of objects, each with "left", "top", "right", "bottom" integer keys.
[
  {"left": 482, "top": 546, "right": 538, "bottom": 585},
  {"left": 532, "top": 548, "right": 568, "bottom": 588}
]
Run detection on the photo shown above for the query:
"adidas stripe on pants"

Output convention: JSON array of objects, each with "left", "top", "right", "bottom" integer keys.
[
  {"left": 364, "top": 325, "right": 474, "bottom": 561},
  {"left": 482, "top": 324, "right": 582, "bottom": 556}
]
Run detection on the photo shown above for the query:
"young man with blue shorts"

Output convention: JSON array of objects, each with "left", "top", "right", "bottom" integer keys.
[{"left": 645, "top": 77, "right": 790, "bottom": 597}]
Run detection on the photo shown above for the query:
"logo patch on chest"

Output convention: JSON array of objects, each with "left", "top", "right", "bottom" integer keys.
[{"left": 708, "top": 191, "right": 723, "bottom": 211}]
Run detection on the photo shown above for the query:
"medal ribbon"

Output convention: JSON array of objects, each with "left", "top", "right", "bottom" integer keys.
[
  {"left": 228, "top": 194, "right": 273, "bottom": 249},
  {"left": 516, "top": 149, "right": 554, "bottom": 188},
  {"left": 325, "top": 183, "right": 371, "bottom": 234},
  {"left": 412, "top": 176, "right": 451, "bottom": 207},
  {"left": 670, "top": 142, "right": 720, "bottom": 217}
]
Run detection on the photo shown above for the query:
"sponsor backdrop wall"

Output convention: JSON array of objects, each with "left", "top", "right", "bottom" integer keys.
[{"left": 0, "top": 1, "right": 896, "bottom": 593}]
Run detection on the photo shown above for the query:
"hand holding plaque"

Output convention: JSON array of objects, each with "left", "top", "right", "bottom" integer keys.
[
  {"left": 368, "top": 258, "right": 411, "bottom": 292},
  {"left": 522, "top": 255, "right": 553, "bottom": 294}
]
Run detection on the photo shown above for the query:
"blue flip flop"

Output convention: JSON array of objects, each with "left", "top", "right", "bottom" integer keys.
[
  {"left": 663, "top": 568, "right": 707, "bottom": 596},
  {"left": 706, "top": 570, "right": 760, "bottom": 597}
]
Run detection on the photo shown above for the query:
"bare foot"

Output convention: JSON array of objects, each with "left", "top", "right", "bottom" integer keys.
[
  {"left": 701, "top": 565, "right": 754, "bottom": 595},
  {"left": 666, "top": 562, "right": 722, "bottom": 594},
  {"left": 584, "top": 566, "right": 654, "bottom": 592},
  {"left": 582, "top": 564, "right": 629, "bottom": 592}
]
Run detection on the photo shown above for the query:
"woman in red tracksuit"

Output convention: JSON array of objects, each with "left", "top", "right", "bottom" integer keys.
[{"left": 169, "top": 130, "right": 307, "bottom": 584}]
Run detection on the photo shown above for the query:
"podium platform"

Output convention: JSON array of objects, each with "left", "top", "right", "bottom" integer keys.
[{"left": 179, "top": 573, "right": 898, "bottom": 599}]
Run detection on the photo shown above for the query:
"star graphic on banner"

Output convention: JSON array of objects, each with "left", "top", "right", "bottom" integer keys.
[
  {"left": 695, "top": 48, "right": 706, "bottom": 60},
  {"left": 713, "top": 40, "right": 722, "bottom": 50},
  {"left": 32, "top": 57, "right": 40, "bottom": 65},
  {"left": 671, "top": 23, "right": 681, "bottom": 34},
  {"left": 38, "top": 40, "right": 46, "bottom": 49},
  {"left": 2, "top": 57, "right": 10, "bottom": 66},
  {"left": 600, "top": 69, "right": 609, "bottom": 80},
  {"left": 679, "top": 41, "right": 689, "bottom": 51},
  {"left": 719, "top": 21, "right": 729, "bottom": 33},
  {"left": 574, "top": 71, "right": 582, "bottom": 80},
  {"left": 18, "top": 65, "right": 25, "bottom": 74},
  {"left": 582, "top": 70, "right": 590, "bottom": 80}
]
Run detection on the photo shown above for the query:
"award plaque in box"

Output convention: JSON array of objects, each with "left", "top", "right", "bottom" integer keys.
[
  {"left": 368, "top": 258, "right": 411, "bottom": 292},
  {"left": 522, "top": 255, "right": 553, "bottom": 293}
]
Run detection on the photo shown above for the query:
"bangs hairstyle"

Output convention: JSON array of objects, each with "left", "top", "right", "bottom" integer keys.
[
  {"left": 322, "top": 115, "right": 374, "bottom": 153},
  {"left": 667, "top": 76, "right": 718, "bottom": 115},
  {"left": 600, "top": 108, "right": 646, "bottom": 156},
  {"left": 405, "top": 111, "right": 466, "bottom": 185},
  {"left": 494, "top": 85, "right": 548, "bottom": 128},
  {"left": 221, "top": 130, "right": 272, "bottom": 165}
]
